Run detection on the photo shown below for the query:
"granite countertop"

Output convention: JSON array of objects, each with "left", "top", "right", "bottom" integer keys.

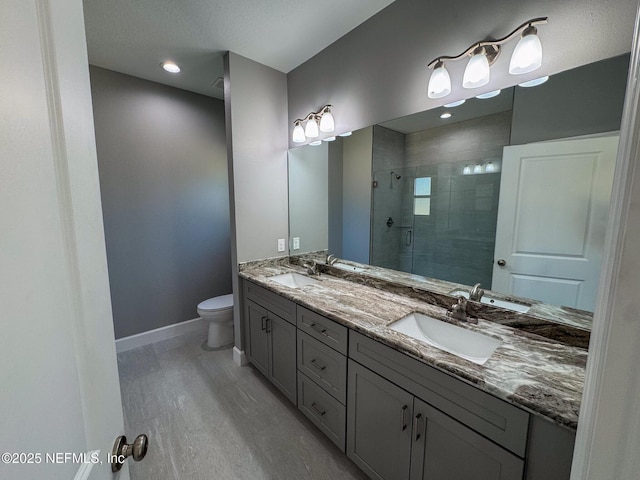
[{"left": 239, "top": 258, "right": 587, "bottom": 430}]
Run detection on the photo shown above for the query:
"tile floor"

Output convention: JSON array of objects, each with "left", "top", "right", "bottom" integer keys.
[{"left": 117, "top": 331, "right": 368, "bottom": 479}]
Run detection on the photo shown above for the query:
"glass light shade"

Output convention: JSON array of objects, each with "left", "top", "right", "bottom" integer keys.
[
  {"left": 319, "top": 111, "right": 335, "bottom": 132},
  {"left": 339, "top": 131, "right": 352, "bottom": 137},
  {"left": 309, "top": 140, "right": 322, "bottom": 146},
  {"left": 323, "top": 136, "right": 336, "bottom": 142},
  {"left": 444, "top": 99, "right": 465, "bottom": 108},
  {"left": 485, "top": 162, "right": 497, "bottom": 173},
  {"left": 475, "top": 89, "right": 501, "bottom": 99},
  {"left": 463, "top": 53, "right": 490, "bottom": 89},
  {"left": 473, "top": 164, "right": 483, "bottom": 174},
  {"left": 519, "top": 76, "right": 549, "bottom": 88},
  {"left": 428, "top": 65, "right": 452, "bottom": 99},
  {"left": 304, "top": 117, "right": 319, "bottom": 138},
  {"left": 509, "top": 33, "right": 543, "bottom": 75},
  {"left": 463, "top": 166, "right": 472, "bottom": 175},
  {"left": 292, "top": 123, "right": 305, "bottom": 143}
]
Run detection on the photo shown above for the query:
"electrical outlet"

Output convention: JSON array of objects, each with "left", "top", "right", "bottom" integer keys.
[
  {"left": 277, "top": 238, "right": 286, "bottom": 252},
  {"left": 293, "top": 237, "right": 300, "bottom": 250}
]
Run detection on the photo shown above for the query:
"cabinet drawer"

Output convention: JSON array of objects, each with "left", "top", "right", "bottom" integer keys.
[
  {"left": 297, "top": 306, "right": 348, "bottom": 354},
  {"left": 349, "top": 331, "right": 529, "bottom": 457},
  {"left": 297, "top": 331, "right": 347, "bottom": 404},
  {"left": 298, "top": 372, "right": 346, "bottom": 452},
  {"left": 244, "top": 280, "right": 296, "bottom": 325}
]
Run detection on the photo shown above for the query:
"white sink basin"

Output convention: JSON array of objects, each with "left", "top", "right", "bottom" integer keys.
[
  {"left": 268, "top": 272, "right": 320, "bottom": 289},
  {"left": 449, "top": 289, "right": 530, "bottom": 314},
  {"left": 333, "top": 262, "right": 365, "bottom": 273},
  {"left": 390, "top": 313, "right": 501, "bottom": 365}
]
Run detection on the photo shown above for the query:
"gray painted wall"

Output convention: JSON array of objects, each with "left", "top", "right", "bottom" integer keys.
[
  {"left": 289, "top": 143, "right": 329, "bottom": 253},
  {"left": 287, "top": 0, "right": 635, "bottom": 145},
  {"left": 342, "top": 127, "right": 373, "bottom": 263},
  {"left": 328, "top": 139, "right": 344, "bottom": 256},
  {"left": 224, "top": 52, "right": 289, "bottom": 351},
  {"left": 89, "top": 66, "right": 231, "bottom": 339},
  {"left": 511, "top": 54, "right": 629, "bottom": 144}
]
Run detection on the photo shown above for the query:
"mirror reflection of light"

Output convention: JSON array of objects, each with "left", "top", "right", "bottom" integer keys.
[
  {"left": 476, "top": 89, "right": 501, "bottom": 99},
  {"left": 323, "top": 136, "right": 336, "bottom": 142},
  {"left": 463, "top": 165, "right": 472, "bottom": 175},
  {"left": 473, "top": 164, "right": 483, "bottom": 174},
  {"left": 339, "top": 131, "right": 353, "bottom": 137},
  {"left": 519, "top": 76, "right": 549, "bottom": 87},
  {"left": 309, "top": 140, "right": 322, "bottom": 146},
  {"left": 440, "top": 112, "right": 453, "bottom": 119},
  {"left": 444, "top": 99, "right": 466, "bottom": 108},
  {"left": 161, "top": 61, "right": 181, "bottom": 73},
  {"left": 485, "top": 162, "right": 497, "bottom": 173}
]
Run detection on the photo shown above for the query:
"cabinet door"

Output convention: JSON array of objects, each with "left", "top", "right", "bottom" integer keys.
[
  {"left": 268, "top": 313, "right": 297, "bottom": 404},
  {"left": 347, "top": 360, "right": 413, "bottom": 480},
  {"left": 410, "top": 398, "right": 524, "bottom": 480},
  {"left": 247, "top": 300, "right": 269, "bottom": 377}
]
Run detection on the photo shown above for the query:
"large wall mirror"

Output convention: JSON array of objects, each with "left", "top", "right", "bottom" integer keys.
[{"left": 288, "top": 53, "right": 629, "bottom": 315}]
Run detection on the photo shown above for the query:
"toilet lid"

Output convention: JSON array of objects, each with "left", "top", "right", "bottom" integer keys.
[{"left": 198, "top": 294, "right": 234, "bottom": 312}]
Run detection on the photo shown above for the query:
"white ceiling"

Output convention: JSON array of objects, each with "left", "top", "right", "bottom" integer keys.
[{"left": 83, "top": 0, "right": 396, "bottom": 99}]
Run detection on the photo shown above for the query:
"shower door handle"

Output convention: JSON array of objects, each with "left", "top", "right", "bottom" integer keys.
[{"left": 406, "top": 230, "right": 412, "bottom": 246}]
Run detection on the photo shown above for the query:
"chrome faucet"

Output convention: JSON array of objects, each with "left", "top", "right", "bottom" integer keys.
[
  {"left": 303, "top": 260, "right": 319, "bottom": 276},
  {"left": 469, "top": 283, "right": 485, "bottom": 302},
  {"left": 326, "top": 254, "right": 338, "bottom": 266},
  {"left": 449, "top": 296, "right": 478, "bottom": 324}
]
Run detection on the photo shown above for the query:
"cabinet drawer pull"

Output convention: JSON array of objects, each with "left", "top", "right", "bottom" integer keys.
[
  {"left": 310, "top": 358, "right": 327, "bottom": 371},
  {"left": 401, "top": 405, "right": 408, "bottom": 431},
  {"left": 310, "top": 323, "right": 327, "bottom": 335},
  {"left": 311, "top": 402, "right": 327, "bottom": 416},
  {"left": 261, "top": 316, "right": 267, "bottom": 331},
  {"left": 265, "top": 318, "right": 271, "bottom": 333},
  {"left": 414, "top": 413, "right": 423, "bottom": 441}
]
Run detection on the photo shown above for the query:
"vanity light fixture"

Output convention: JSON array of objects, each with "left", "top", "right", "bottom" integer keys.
[
  {"left": 463, "top": 165, "right": 472, "bottom": 175},
  {"left": 440, "top": 112, "right": 453, "bottom": 119},
  {"left": 292, "top": 104, "right": 335, "bottom": 143},
  {"left": 485, "top": 162, "right": 497, "bottom": 173},
  {"left": 519, "top": 76, "right": 549, "bottom": 87},
  {"left": 427, "top": 17, "right": 547, "bottom": 99},
  {"left": 473, "top": 164, "right": 483, "bottom": 174},
  {"left": 323, "top": 136, "right": 336, "bottom": 142},
  {"left": 309, "top": 140, "right": 322, "bottom": 146},
  {"left": 476, "top": 89, "right": 501, "bottom": 99},
  {"left": 161, "top": 61, "right": 181, "bottom": 73},
  {"left": 339, "top": 131, "right": 353, "bottom": 137}
]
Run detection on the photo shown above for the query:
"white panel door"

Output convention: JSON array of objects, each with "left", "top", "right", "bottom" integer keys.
[
  {"left": 0, "top": 1, "right": 128, "bottom": 479},
  {"left": 493, "top": 136, "right": 618, "bottom": 311}
]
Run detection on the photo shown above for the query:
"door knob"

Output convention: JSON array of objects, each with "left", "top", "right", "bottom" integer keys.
[
  {"left": 497, "top": 259, "right": 507, "bottom": 267},
  {"left": 111, "top": 434, "right": 148, "bottom": 472}
]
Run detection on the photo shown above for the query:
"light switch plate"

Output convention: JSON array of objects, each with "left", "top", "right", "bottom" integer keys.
[
  {"left": 293, "top": 237, "right": 300, "bottom": 250},
  {"left": 277, "top": 238, "right": 286, "bottom": 252}
]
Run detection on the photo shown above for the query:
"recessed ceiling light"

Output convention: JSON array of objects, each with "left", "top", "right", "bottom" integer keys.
[
  {"left": 444, "top": 99, "right": 466, "bottom": 108},
  {"left": 519, "top": 76, "right": 549, "bottom": 87},
  {"left": 162, "top": 61, "right": 181, "bottom": 73},
  {"left": 475, "top": 90, "right": 501, "bottom": 99},
  {"left": 440, "top": 112, "right": 453, "bottom": 119}
]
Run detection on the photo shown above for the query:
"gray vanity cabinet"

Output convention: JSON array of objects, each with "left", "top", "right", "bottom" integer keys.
[
  {"left": 347, "top": 360, "right": 413, "bottom": 480},
  {"left": 348, "top": 360, "right": 524, "bottom": 480},
  {"left": 246, "top": 299, "right": 297, "bottom": 404},
  {"left": 410, "top": 398, "right": 524, "bottom": 480},
  {"left": 244, "top": 280, "right": 297, "bottom": 405}
]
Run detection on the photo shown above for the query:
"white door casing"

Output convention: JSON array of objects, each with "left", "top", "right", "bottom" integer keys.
[
  {"left": 493, "top": 136, "right": 618, "bottom": 311},
  {"left": 0, "top": 1, "right": 127, "bottom": 479}
]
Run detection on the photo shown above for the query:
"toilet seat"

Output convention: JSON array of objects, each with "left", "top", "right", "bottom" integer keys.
[{"left": 197, "top": 294, "right": 233, "bottom": 312}]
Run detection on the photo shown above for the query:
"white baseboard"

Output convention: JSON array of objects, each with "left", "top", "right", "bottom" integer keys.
[
  {"left": 115, "top": 317, "right": 207, "bottom": 353},
  {"left": 233, "top": 347, "right": 248, "bottom": 366}
]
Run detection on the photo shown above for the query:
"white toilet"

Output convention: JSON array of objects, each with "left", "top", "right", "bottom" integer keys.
[{"left": 197, "top": 294, "right": 234, "bottom": 348}]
